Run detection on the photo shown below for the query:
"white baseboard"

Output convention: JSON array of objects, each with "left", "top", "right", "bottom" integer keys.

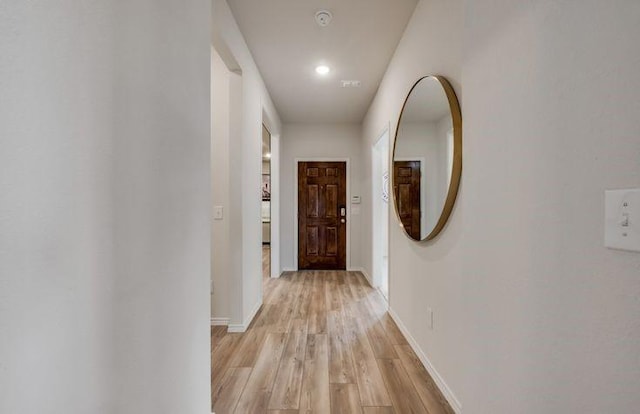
[
  {"left": 350, "top": 267, "right": 374, "bottom": 287},
  {"left": 376, "top": 286, "right": 389, "bottom": 307},
  {"left": 271, "top": 271, "right": 282, "bottom": 278},
  {"left": 210, "top": 317, "right": 229, "bottom": 326},
  {"left": 282, "top": 267, "right": 296, "bottom": 272},
  {"left": 228, "top": 300, "right": 262, "bottom": 333},
  {"left": 388, "top": 307, "right": 463, "bottom": 413}
]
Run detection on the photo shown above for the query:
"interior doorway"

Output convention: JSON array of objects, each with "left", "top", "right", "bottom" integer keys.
[
  {"left": 262, "top": 124, "right": 272, "bottom": 280},
  {"left": 372, "top": 128, "right": 390, "bottom": 300}
]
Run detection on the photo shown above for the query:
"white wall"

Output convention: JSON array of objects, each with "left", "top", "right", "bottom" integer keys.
[
  {"left": 281, "top": 123, "right": 364, "bottom": 272},
  {"left": 211, "top": 47, "right": 232, "bottom": 322},
  {"left": 1, "top": 2, "right": 116, "bottom": 411},
  {"left": 1, "top": 1, "right": 211, "bottom": 413},
  {"left": 110, "top": 1, "right": 212, "bottom": 412},
  {"left": 362, "top": 0, "right": 640, "bottom": 412},
  {"left": 212, "top": 0, "right": 282, "bottom": 329}
]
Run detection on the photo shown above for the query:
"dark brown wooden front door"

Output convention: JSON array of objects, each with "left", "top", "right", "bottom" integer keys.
[
  {"left": 298, "top": 162, "right": 347, "bottom": 270},
  {"left": 393, "top": 160, "right": 421, "bottom": 239}
]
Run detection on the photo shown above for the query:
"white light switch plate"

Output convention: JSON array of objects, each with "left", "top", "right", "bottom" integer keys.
[
  {"left": 605, "top": 189, "right": 640, "bottom": 252},
  {"left": 213, "top": 206, "right": 224, "bottom": 220}
]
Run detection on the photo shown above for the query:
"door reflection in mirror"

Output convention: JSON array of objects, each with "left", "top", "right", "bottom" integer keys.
[{"left": 392, "top": 76, "right": 462, "bottom": 241}]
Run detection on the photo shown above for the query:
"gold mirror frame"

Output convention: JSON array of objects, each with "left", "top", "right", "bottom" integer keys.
[{"left": 391, "top": 75, "right": 462, "bottom": 241}]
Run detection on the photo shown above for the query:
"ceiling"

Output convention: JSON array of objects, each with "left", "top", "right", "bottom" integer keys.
[{"left": 227, "top": 0, "right": 418, "bottom": 123}]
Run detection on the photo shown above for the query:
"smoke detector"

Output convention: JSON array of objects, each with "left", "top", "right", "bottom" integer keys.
[{"left": 315, "top": 10, "right": 333, "bottom": 27}]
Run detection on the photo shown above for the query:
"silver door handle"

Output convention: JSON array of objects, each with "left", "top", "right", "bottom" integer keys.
[
  {"left": 340, "top": 207, "right": 346, "bottom": 217},
  {"left": 341, "top": 218, "right": 346, "bottom": 223}
]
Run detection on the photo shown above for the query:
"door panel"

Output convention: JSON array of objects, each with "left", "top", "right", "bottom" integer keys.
[
  {"left": 298, "top": 162, "right": 347, "bottom": 270},
  {"left": 393, "top": 161, "right": 421, "bottom": 240},
  {"left": 306, "top": 226, "right": 319, "bottom": 255},
  {"left": 326, "top": 227, "right": 338, "bottom": 256},
  {"left": 326, "top": 185, "right": 338, "bottom": 217},
  {"left": 307, "top": 185, "right": 319, "bottom": 217}
]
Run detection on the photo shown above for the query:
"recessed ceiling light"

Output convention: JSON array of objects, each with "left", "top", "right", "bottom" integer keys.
[{"left": 315, "top": 65, "right": 330, "bottom": 75}]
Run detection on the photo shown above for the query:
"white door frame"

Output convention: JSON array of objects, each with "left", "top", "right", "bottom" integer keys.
[
  {"left": 268, "top": 133, "right": 280, "bottom": 278},
  {"left": 262, "top": 109, "right": 280, "bottom": 279},
  {"left": 293, "top": 157, "right": 351, "bottom": 270},
  {"left": 372, "top": 125, "right": 390, "bottom": 298}
]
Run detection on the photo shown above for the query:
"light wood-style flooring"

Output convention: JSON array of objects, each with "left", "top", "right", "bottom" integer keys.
[
  {"left": 212, "top": 256, "right": 453, "bottom": 413},
  {"left": 263, "top": 245, "right": 270, "bottom": 281}
]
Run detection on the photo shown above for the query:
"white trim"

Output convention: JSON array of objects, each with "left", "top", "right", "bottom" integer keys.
[
  {"left": 269, "top": 133, "right": 280, "bottom": 279},
  {"left": 377, "top": 286, "right": 390, "bottom": 306},
  {"left": 293, "top": 158, "right": 351, "bottom": 270},
  {"left": 352, "top": 269, "right": 389, "bottom": 308},
  {"left": 387, "top": 307, "right": 463, "bottom": 413},
  {"left": 210, "top": 317, "right": 230, "bottom": 326},
  {"left": 372, "top": 124, "right": 391, "bottom": 300},
  {"left": 282, "top": 267, "right": 296, "bottom": 272},
  {"left": 352, "top": 267, "right": 373, "bottom": 287},
  {"left": 358, "top": 266, "right": 389, "bottom": 306},
  {"left": 228, "top": 300, "right": 262, "bottom": 333},
  {"left": 352, "top": 269, "right": 388, "bottom": 308}
]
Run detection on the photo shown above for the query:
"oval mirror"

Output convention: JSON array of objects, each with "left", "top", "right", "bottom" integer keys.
[{"left": 392, "top": 76, "right": 462, "bottom": 241}]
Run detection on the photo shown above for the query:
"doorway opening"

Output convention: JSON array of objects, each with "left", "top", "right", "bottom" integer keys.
[
  {"left": 262, "top": 124, "right": 272, "bottom": 280},
  {"left": 372, "top": 128, "right": 390, "bottom": 300}
]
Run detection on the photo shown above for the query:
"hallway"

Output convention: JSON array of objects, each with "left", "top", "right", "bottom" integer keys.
[{"left": 211, "top": 270, "right": 453, "bottom": 413}]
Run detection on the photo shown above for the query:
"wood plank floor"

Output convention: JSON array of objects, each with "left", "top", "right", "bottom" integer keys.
[{"left": 212, "top": 262, "right": 454, "bottom": 413}]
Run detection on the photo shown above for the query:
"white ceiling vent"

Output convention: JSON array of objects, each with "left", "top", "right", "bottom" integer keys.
[
  {"left": 341, "top": 80, "right": 362, "bottom": 88},
  {"left": 315, "top": 10, "right": 333, "bottom": 27}
]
